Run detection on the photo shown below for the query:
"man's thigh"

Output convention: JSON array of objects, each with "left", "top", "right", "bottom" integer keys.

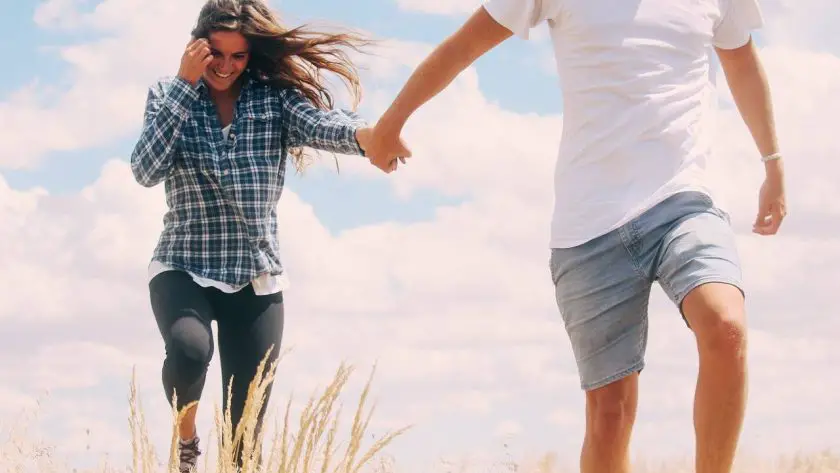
[
  {"left": 653, "top": 197, "right": 745, "bottom": 319},
  {"left": 549, "top": 230, "right": 652, "bottom": 392}
]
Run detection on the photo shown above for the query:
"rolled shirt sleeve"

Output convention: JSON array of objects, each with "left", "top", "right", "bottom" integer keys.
[{"left": 713, "top": 0, "right": 765, "bottom": 49}]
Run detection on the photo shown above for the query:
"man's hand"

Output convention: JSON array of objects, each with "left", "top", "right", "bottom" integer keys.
[
  {"left": 753, "top": 161, "right": 787, "bottom": 235},
  {"left": 356, "top": 126, "right": 411, "bottom": 173}
]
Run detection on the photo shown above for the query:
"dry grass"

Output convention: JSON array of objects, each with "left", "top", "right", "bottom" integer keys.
[
  {"left": 430, "top": 449, "right": 840, "bottom": 473},
  {"left": 128, "top": 350, "right": 411, "bottom": 473},
  {"left": 2, "top": 354, "right": 839, "bottom": 473},
  {"left": 478, "top": 451, "right": 840, "bottom": 473}
]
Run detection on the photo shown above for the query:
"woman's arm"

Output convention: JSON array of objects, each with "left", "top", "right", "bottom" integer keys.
[
  {"left": 279, "top": 88, "right": 370, "bottom": 157},
  {"left": 130, "top": 77, "right": 198, "bottom": 187}
]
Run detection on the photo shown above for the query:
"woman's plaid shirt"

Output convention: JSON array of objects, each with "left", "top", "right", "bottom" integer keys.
[{"left": 131, "top": 75, "right": 366, "bottom": 287}]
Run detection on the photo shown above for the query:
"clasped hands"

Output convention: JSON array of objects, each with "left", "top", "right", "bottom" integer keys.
[{"left": 356, "top": 120, "right": 412, "bottom": 174}]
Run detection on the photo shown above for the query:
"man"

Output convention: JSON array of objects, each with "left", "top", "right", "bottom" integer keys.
[{"left": 364, "top": 0, "right": 786, "bottom": 472}]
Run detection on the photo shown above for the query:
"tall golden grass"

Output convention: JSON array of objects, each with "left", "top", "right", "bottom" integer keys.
[
  {"left": 2, "top": 352, "right": 839, "bottom": 473},
  {"left": 128, "top": 350, "right": 411, "bottom": 473}
]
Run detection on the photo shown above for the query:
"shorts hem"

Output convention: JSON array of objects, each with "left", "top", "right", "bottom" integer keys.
[
  {"left": 672, "top": 276, "right": 745, "bottom": 310},
  {"left": 580, "top": 360, "right": 645, "bottom": 392}
]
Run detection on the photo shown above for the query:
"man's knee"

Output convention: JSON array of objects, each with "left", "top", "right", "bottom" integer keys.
[
  {"left": 586, "top": 374, "right": 638, "bottom": 437},
  {"left": 682, "top": 283, "right": 747, "bottom": 357}
]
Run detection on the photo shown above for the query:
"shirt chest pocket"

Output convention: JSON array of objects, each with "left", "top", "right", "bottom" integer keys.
[
  {"left": 237, "top": 109, "right": 283, "bottom": 157},
  {"left": 230, "top": 108, "right": 285, "bottom": 188}
]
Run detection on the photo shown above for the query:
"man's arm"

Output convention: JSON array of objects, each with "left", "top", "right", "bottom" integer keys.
[
  {"left": 716, "top": 38, "right": 787, "bottom": 234},
  {"left": 715, "top": 38, "right": 780, "bottom": 169},
  {"left": 376, "top": 7, "right": 513, "bottom": 134}
]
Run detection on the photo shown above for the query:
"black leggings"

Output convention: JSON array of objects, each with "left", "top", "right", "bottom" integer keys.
[{"left": 148, "top": 270, "right": 284, "bottom": 448}]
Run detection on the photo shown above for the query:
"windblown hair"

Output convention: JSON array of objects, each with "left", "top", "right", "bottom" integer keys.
[{"left": 191, "top": 0, "right": 372, "bottom": 170}]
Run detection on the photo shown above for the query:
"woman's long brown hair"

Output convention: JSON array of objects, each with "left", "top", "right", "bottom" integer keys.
[{"left": 191, "top": 0, "right": 373, "bottom": 170}]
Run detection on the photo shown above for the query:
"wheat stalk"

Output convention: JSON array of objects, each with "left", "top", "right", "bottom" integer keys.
[{"left": 16, "top": 359, "right": 840, "bottom": 473}]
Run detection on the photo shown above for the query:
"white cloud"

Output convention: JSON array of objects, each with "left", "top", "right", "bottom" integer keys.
[
  {"left": 3, "top": 0, "right": 840, "bottom": 471},
  {"left": 390, "top": 0, "right": 552, "bottom": 44},
  {"left": 493, "top": 420, "right": 522, "bottom": 437},
  {"left": 394, "top": 0, "right": 483, "bottom": 16},
  {"left": 760, "top": 0, "right": 840, "bottom": 53},
  {"left": 1, "top": 0, "right": 204, "bottom": 168},
  {"left": 1, "top": 0, "right": 429, "bottom": 170}
]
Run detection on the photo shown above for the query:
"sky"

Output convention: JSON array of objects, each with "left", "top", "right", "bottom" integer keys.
[{"left": 1, "top": 0, "right": 839, "bottom": 471}]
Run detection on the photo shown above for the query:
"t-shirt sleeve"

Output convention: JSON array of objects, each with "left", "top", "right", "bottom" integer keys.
[
  {"left": 712, "top": 0, "right": 764, "bottom": 49},
  {"left": 482, "top": 0, "right": 561, "bottom": 40}
]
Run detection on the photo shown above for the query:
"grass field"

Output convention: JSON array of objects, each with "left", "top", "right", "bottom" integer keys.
[{"left": 2, "top": 355, "right": 838, "bottom": 473}]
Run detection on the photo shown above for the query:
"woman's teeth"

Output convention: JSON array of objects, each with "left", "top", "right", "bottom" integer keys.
[{"left": 214, "top": 71, "right": 232, "bottom": 79}]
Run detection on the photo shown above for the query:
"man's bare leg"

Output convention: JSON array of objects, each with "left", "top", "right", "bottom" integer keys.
[
  {"left": 581, "top": 372, "right": 639, "bottom": 473},
  {"left": 682, "top": 282, "right": 748, "bottom": 473}
]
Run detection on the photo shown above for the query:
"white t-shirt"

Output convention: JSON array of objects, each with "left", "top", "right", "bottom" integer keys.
[{"left": 483, "top": 0, "right": 764, "bottom": 248}]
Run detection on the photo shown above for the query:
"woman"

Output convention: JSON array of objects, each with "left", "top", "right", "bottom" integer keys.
[{"left": 130, "top": 0, "right": 409, "bottom": 471}]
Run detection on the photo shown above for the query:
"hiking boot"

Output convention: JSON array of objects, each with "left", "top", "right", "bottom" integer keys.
[{"left": 178, "top": 436, "right": 201, "bottom": 473}]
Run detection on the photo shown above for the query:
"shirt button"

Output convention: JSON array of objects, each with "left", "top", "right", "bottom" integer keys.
[{"left": 222, "top": 170, "right": 230, "bottom": 176}]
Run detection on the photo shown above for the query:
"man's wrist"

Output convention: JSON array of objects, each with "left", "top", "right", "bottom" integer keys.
[
  {"left": 762, "top": 152, "right": 784, "bottom": 176},
  {"left": 761, "top": 151, "right": 782, "bottom": 163},
  {"left": 376, "top": 108, "right": 407, "bottom": 135}
]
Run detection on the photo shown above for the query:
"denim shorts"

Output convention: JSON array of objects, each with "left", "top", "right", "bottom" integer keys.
[{"left": 548, "top": 191, "right": 744, "bottom": 391}]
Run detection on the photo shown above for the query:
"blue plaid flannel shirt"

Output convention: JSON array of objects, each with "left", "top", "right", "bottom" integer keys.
[{"left": 131, "top": 75, "right": 367, "bottom": 287}]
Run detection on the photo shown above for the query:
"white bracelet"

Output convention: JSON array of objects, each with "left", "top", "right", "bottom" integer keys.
[{"left": 761, "top": 152, "right": 782, "bottom": 162}]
